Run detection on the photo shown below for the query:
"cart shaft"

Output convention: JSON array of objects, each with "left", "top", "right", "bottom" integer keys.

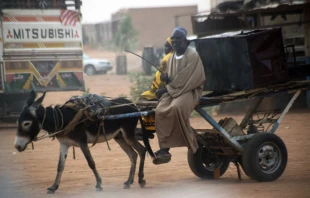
[{"left": 98, "top": 110, "right": 155, "bottom": 120}]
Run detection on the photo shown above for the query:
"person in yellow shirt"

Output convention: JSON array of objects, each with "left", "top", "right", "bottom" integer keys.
[
  {"left": 140, "top": 37, "right": 173, "bottom": 100},
  {"left": 136, "top": 37, "right": 173, "bottom": 139}
]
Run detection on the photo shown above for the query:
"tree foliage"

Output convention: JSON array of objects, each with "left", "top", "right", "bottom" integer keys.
[
  {"left": 112, "top": 16, "right": 138, "bottom": 53},
  {"left": 129, "top": 72, "right": 153, "bottom": 102}
]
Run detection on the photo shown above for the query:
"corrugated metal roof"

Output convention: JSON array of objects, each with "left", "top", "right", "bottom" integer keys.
[
  {"left": 250, "top": 1, "right": 305, "bottom": 11},
  {"left": 198, "top": 28, "right": 276, "bottom": 39},
  {"left": 193, "top": 1, "right": 309, "bottom": 18}
]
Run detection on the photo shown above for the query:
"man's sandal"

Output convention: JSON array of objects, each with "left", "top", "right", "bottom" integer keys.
[{"left": 152, "top": 151, "right": 172, "bottom": 165}]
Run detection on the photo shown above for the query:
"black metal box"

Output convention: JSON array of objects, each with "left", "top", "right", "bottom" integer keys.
[{"left": 195, "top": 28, "right": 289, "bottom": 91}]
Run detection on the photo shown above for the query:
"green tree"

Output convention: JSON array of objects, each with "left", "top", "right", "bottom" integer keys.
[
  {"left": 112, "top": 16, "right": 138, "bottom": 54},
  {"left": 129, "top": 72, "right": 153, "bottom": 102}
]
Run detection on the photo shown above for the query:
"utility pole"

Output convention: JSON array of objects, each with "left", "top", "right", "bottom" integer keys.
[{"left": 174, "top": 16, "right": 180, "bottom": 27}]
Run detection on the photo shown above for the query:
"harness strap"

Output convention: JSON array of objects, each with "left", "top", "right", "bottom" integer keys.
[
  {"left": 101, "top": 123, "right": 111, "bottom": 151},
  {"left": 56, "top": 106, "right": 64, "bottom": 130},
  {"left": 54, "top": 108, "right": 60, "bottom": 131},
  {"left": 89, "top": 122, "right": 111, "bottom": 151},
  {"left": 90, "top": 122, "right": 101, "bottom": 148},
  {"left": 88, "top": 97, "right": 111, "bottom": 150}
]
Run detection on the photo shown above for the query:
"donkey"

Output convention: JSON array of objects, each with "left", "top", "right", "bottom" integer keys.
[{"left": 14, "top": 90, "right": 154, "bottom": 194}]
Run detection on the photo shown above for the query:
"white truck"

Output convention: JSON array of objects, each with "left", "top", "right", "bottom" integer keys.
[{"left": 0, "top": 0, "right": 85, "bottom": 122}]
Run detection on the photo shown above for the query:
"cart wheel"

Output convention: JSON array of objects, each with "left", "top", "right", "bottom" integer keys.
[
  {"left": 238, "top": 157, "right": 249, "bottom": 177},
  {"left": 242, "top": 132, "right": 287, "bottom": 182},
  {"left": 187, "top": 146, "right": 230, "bottom": 179}
]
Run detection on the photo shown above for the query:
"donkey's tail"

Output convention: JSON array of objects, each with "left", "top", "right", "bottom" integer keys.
[{"left": 138, "top": 117, "right": 155, "bottom": 158}]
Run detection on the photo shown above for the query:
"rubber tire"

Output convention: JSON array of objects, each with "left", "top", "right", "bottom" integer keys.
[
  {"left": 187, "top": 146, "right": 230, "bottom": 179},
  {"left": 84, "top": 65, "right": 96, "bottom": 76},
  {"left": 242, "top": 132, "right": 288, "bottom": 182},
  {"left": 239, "top": 156, "right": 249, "bottom": 177}
]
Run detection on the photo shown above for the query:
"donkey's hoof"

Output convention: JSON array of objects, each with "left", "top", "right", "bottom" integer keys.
[
  {"left": 139, "top": 180, "right": 146, "bottom": 188},
  {"left": 96, "top": 187, "right": 103, "bottom": 192},
  {"left": 47, "top": 184, "right": 58, "bottom": 194},
  {"left": 123, "top": 184, "right": 131, "bottom": 189},
  {"left": 46, "top": 189, "right": 55, "bottom": 194}
]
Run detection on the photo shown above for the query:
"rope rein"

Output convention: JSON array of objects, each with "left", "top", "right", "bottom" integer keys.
[
  {"left": 35, "top": 108, "right": 47, "bottom": 140},
  {"left": 31, "top": 108, "right": 47, "bottom": 149},
  {"left": 34, "top": 114, "right": 96, "bottom": 141}
]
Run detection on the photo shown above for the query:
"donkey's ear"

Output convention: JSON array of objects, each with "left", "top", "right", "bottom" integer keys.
[
  {"left": 30, "top": 91, "right": 46, "bottom": 109},
  {"left": 24, "top": 90, "right": 37, "bottom": 107}
]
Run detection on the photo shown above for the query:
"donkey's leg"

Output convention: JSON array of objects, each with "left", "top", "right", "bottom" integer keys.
[
  {"left": 47, "top": 144, "right": 69, "bottom": 194},
  {"left": 114, "top": 138, "right": 138, "bottom": 189},
  {"left": 79, "top": 143, "right": 103, "bottom": 191},
  {"left": 125, "top": 138, "right": 147, "bottom": 188}
]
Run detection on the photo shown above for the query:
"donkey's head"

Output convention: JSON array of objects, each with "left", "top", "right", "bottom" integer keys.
[{"left": 14, "top": 90, "right": 46, "bottom": 152}]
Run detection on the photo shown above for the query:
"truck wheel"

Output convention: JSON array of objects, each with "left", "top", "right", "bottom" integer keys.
[
  {"left": 188, "top": 146, "right": 230, "bottom": 179},
  {"left": 242, "top": 132, "right": 287, "bottom": 182},
  {"left": 85, "top": 65, "right": 96, "bottom": 76}
]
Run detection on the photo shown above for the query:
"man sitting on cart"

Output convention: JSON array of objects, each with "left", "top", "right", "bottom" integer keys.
[{"left": 152, "top": 27, "right": 206, "bottom": 165}]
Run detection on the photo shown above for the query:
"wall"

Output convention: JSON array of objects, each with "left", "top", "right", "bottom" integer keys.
[
  {"left": 127, "top": 5, "right": 198, "bottom": 49},
  {"left": 210, "top": 0, "right": 227, "bottom": 10},
  {"left": 95, "top": 21, "right": 114, "bottom": 47},
  {"left": 261, "top": 14, "right": 304, "bottom": 38},
  {"left": 82, "top": 24, "right": 96, "bottom": 45},
  {"left": 83, "top": 5, "right": 197, "bottom": 50}
]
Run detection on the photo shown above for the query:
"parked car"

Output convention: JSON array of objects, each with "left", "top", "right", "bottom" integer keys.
[{"left": 83, "top": 53, "right": 113, "bottom": 75}]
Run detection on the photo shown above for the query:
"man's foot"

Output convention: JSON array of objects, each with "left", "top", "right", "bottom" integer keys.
[{"left": 152, "top": 148, "right": 171, "bottom": 165}]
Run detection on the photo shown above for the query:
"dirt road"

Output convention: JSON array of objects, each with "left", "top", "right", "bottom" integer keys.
[
  {"left": 1, "top": 111, "right": 310, "bottom": 198},
  {"left": 0, "top": 48, "right": 309, "bottom": 198}
]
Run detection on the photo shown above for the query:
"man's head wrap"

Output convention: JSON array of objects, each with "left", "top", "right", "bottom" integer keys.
[{"left": 172, "top": 27, "right": 187, "bottom": 37}]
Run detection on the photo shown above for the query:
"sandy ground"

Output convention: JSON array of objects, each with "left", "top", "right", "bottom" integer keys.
[{"left": 0, "top": 48, "right": 310, "bottom": 198}]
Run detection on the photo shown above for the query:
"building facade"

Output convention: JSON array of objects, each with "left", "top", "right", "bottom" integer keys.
[{"left": 83, "top": 5, "right": 198, "bottom": 50}]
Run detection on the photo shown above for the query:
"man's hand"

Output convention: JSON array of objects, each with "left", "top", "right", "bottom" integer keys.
[
  {"left": 155, "top": 88, "right": 168, "bottom": 99},
  {"left": 160, "top": 73, "right": 170, "bottom": 84}
]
